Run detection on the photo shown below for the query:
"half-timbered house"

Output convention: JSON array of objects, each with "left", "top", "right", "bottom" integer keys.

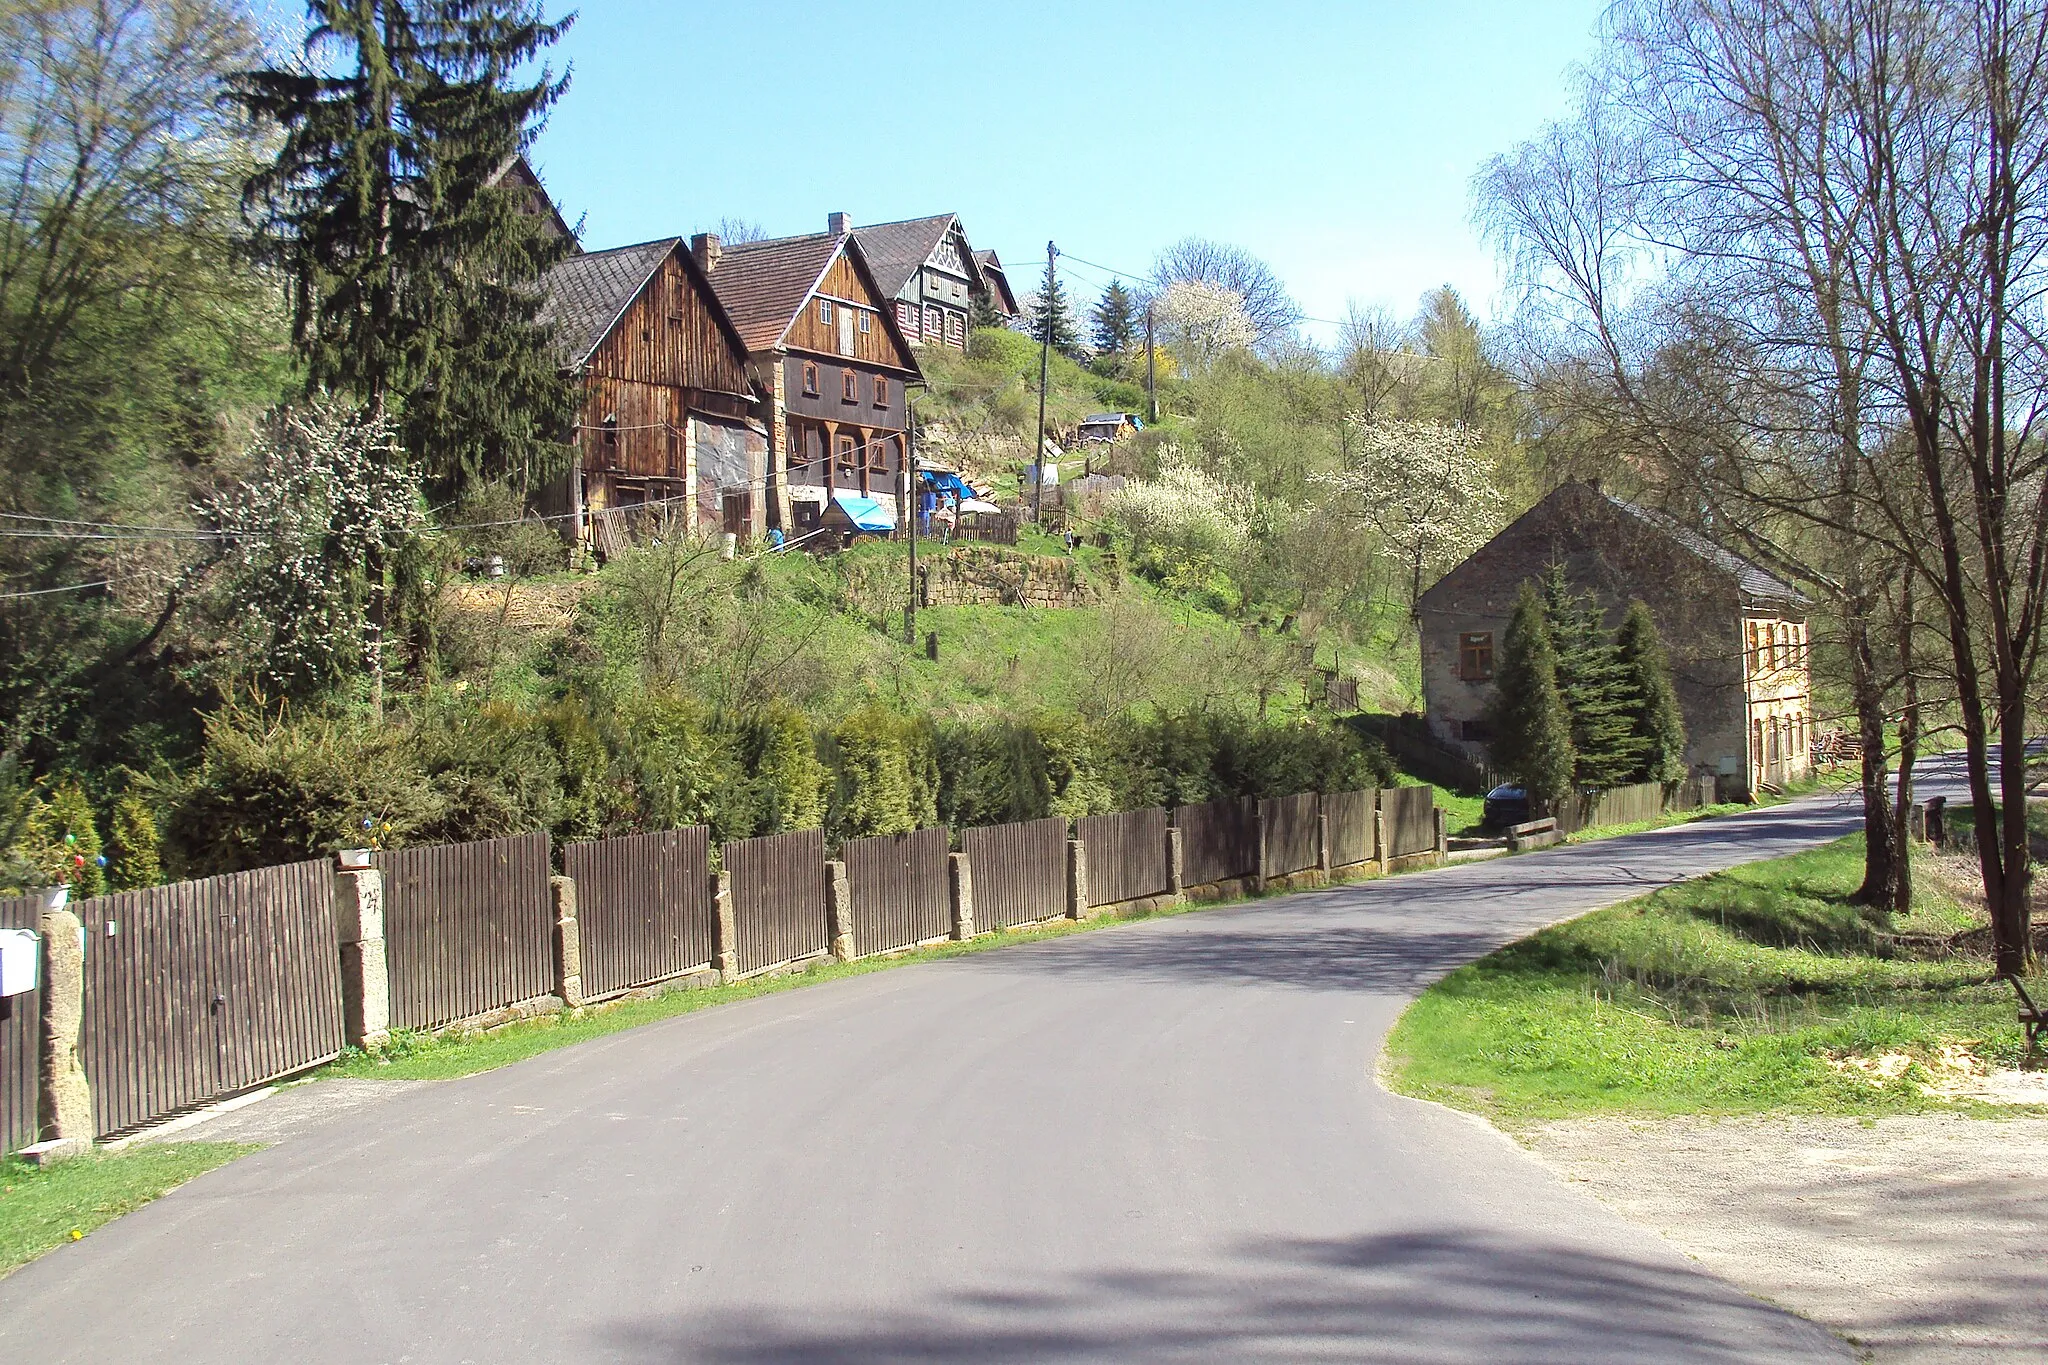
[
  {"left": 694, "top": 219, "right": 923, "bottom": 538},
  {"left": 851, "top": 213, "right": 1012, "bottom": 351}
]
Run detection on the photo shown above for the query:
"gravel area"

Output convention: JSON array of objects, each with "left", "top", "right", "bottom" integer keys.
[{"left": 1527, "top": 1114, "right": 2048, "bottom": 1363}]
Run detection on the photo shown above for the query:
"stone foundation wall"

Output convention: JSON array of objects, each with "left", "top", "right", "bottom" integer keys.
[{"left": 918, "top": 546, "right": 1101, "bottom": 609}]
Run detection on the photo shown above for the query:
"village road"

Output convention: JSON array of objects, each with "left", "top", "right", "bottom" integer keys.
[{"left": 0, "top": 788, "right": 1897, "bottom": 1362}]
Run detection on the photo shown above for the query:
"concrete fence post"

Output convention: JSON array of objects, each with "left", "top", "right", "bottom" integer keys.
[
  {"left": 1165, "top": 826, "right": 1185, "bottom": 897},
  {"left": 826, "top": 859, "right": 856, "bottom": 961},
  {"left": 551, "top": 875, "right": 583, "bottom": 1008},
  {"left": 1067, "top": 838, "right": 1089, "bottom": 920},
  {"left": 711, "top": 871, "right": 737, "bottom": 980},
  {"left": 1907, "top": 803, "right": 1927, "bottom": 844},
  {"left": 1317, "top": 814, "right": 1332, "bottom": 873},
  {"left": 1434, "top": 808, "right": 1449, "bottom": 861},
  {"left": 1374, "top": 808, "right": 1389, "bottom": 876},
  {"left": 1253, "top": 803, "right": 1270, "bottom": 893},
  {"left": 334, "top": 866, "right": 390, "bottom": 1050},
  {"left": 949, "top": 852, "right": 976, "bottom": 941},
  {"left": 36, "top": 906, "right": 91, "bottom": 1159}
]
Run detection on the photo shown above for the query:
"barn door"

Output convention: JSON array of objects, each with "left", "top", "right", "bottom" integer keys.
[
  {"left": 722, "top": 490, "right": 751, "bottom": 541},
  {"left": 838, "top": 309, "right": 856, "bottom": 357}
]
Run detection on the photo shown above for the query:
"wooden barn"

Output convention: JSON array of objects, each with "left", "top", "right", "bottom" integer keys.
[{"left": 538, "top": 237, "right": 766, "bottom": 553}]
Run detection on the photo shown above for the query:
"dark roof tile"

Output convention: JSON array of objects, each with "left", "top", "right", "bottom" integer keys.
[
  {"left": 851, "top": 215, "right": 957, "bottom": 298},
  {"left": 703, "top": 232, "right": 844, "bottom": 352},
  {"left": 539, "top": 238, "right": 677, "bottom": 365}
]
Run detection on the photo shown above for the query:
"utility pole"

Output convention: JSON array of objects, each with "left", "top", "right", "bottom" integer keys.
[
  {"left": 1144, "top": 303, "right": 1157, "bottom": 425},
  {"left": 1032, "top": 240, "right": 1055, "bottom": 523},
  {"left": 905, "top": 395, "right": 918, "bottom": 645}
]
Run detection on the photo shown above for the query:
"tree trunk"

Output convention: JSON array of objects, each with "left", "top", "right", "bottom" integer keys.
[
  {"left": 1848, "top": 612, "right": 1899, "bottom": 906},
  {"left": 1890, "top": 578, "right": 1918, "bottom": 915}
]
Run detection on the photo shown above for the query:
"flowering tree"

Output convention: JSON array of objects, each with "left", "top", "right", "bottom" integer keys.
[
  {"left": 1316, "top": 418, "right": 1507, "bottom": 612},
  {"left": 1152, "top": 280, "right": 1258, "bottom": 370},
  {"left": 200, "top": 402, "right": 423, "bottom": 695}
]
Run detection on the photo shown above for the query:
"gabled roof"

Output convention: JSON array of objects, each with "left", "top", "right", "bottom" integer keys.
[
  {"left": 975, "top": 249, "right": 1019, "bottom": 314},
  {"left": 538, "top": 237, "right": 752, "bottom": 377},
  {"left": 851, "top": 214, "right": 983, "bottom": 297},
  {"left": 488, "top": 154, "right": 578, "bottom": 251},
  {"left": 1596, "top": 490, "right": 1809, "bottom": 606},
  {"left": 703, "top": 230, "right": 921, "bottom": 373}
]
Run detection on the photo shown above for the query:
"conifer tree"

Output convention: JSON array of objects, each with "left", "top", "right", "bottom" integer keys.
[
  {"left": 1539, "top": 564, "right": 1646, "bottom": 788},
  {"left": 968, "top": 287, "right": 1004, "bottom": 332},
  {"left": 1488, "top": 580, "right": 1577, "bottom": 808},
  {"left": 1091, "top": 279, "right": 1138, "bottom": 357},
  {"left": 1028, "top": 272, "right": 1083, "bottom": 359},
  {"left": 1615, "top": 599, "right": 1688, "bottom": 785}
]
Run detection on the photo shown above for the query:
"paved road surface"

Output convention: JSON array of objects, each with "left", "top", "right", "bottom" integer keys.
[{"left": 0, "top": 793, "right": 1879, "bottom": 1362}]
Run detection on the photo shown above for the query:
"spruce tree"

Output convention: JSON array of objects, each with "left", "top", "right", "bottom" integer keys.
[
  {"left": 1539, "top": 564, "right": 1646, "bottom": 788},
  {"left": 968, "top": 287, "right": 1004, "bottom": 332},
  {"left": 1091, "top": 279, "right": 1138, "bottom": 357},
  {"left": 1615, "top": 599, "right": 1688, "bottom": 785},
  {"left": 1488, "top": 580, "right": 1577, "bottom": 809},
  {"left": 1028, "top": 272, "right": 1083, "bottom": 359}
]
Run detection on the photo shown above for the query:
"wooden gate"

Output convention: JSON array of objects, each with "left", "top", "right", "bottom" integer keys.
[
  {"left": 378, "top": 833, "right": 553, "bottom": 1031},
  {"left": 563, "top": 827, "right": 714, "bottom": 1000},
  {"left": 1261, "top": 792, "right": 1322, "bottom": 876},
  {"left": 1382, "top": 786, "right": 1437, "bottom": 858},
  {"left": 1324, "top": 788, "right": 1378, "bottom": 867},
  {"left": 960, "top": 818, "right": 1067, "bottom": 931},
  {"left": 843, "top": 828, "right": 951, "bottom": 956},
  {"left": 1076, "top": 807, "right": 1169, "bottom": 907},
  {"left": 76, "top": 860, "right": 344, "bottom": 1138},
  {"left": 723, "top": 829, "right": 827, "bottom": 975},
  {"left": 1, "top": 893, "right": 41, "bottom": 1154}
]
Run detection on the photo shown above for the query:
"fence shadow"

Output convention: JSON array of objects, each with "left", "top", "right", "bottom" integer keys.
[{"left": 606, "top": 1227, "right": 1832, "bottom": 1363}]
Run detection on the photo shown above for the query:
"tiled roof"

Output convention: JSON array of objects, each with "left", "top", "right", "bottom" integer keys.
[
  {"left": 1598, "top": 489, "right": 1810, "bottom": 606},
  {"left": 851, "top": 215, "right": 956, "bottom": 298},
  {"left": 538, "top": 238, "right": 677, "bottom": 365},
  {"left": 703, "top": 232, "right": 844, "bottom": 352}
]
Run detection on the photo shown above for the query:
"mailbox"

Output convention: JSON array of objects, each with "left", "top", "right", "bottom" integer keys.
[{"left": 0, "top": 927, "right": 39, "bottom": 997}]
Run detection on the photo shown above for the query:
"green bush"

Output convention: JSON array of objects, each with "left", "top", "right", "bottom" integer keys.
[
  {"left": 16, "top": 779, "right": 105, "bottom": 897},
  {"left": 825, "top": 706, "right": 939, "bottom": 843},
  {"left": 106, "top": 791, "right": 164, "bottom": 891}
]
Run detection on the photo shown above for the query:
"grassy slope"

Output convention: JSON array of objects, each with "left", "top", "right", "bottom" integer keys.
[
  {"left": 1385, "top": 836, "right": 2032, "bottom": 1126},
  {"left": 0, "top": 1145, "right": 253, "bottom": 1277}
]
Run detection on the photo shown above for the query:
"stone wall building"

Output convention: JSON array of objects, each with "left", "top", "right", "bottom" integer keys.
[{"left": 1416, "top": 482, "right": 1813, "bottom": 798}]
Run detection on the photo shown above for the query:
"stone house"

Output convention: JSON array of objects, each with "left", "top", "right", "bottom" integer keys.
[{"left": 1416, "top": 482, "right": 1814, "bottom": 798}]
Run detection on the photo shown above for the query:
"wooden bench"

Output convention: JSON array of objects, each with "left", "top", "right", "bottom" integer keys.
[{"left": 2004, "top": 975, "right": 2046, "bottom": 1056}]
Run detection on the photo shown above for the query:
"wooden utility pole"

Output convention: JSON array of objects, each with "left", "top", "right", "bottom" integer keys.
[
  {"left": 905, "top": 398, "right": 918, "bottom": 645},
  {"left": 1145, "top": 303, "right": 1157, "bottom": 425},
  {"left": 1032, "top": 240, "right": 1055, "bottom": 522}
]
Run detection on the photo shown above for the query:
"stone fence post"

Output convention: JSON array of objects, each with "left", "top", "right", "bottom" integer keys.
[
  {"left": 1374, "top": 807, "right": 1390, "bottom": 876},
  {"left": 1165, "top": 826, "right": 1185, "bottom": 898},
  {"left": 826, "top": 860, "right": 856, "bottom": 961},
  {"left": 1434, "top": 808, "right": 1449, "bottom": 861},
  {"left": 334, "top": 866, "right": 390, "bottom": 1050},
  {"left": 1253, "top": 804, "right": 1270, "bottom": 893},
  {"left": 949, "top": 852, "right": 976, "bottom": 941},
  {"left": 711, "top": 871, "right": 737, "bottom": 980},
  {"left": 551, "top": 875, "right": 583, "bottom": 1008},
  {"left": 1067, "top": 838, "right": 1089, "bottom": 920},
  {"left": 1317, "top": 813, "right": 1332, "bottom": 873},
  {"left": 36, "top": 906, "right": 90, "bottom": 1159}
]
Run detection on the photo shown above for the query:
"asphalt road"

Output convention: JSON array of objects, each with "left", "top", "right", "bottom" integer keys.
[{"left": 0, "top": 791, "right": 1884, "bottom": 1363}]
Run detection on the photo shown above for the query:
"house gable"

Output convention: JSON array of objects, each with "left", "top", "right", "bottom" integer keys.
[{"left": 781, "top": 237, "right": 922, "bottom": 374}]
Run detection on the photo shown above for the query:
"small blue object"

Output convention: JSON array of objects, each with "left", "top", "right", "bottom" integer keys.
[
  {"left": 362, "top": 817, "right": 374, "bottom": 831},
  {"left": 95, "top": 854, "right": 107, "bottom": 867}
]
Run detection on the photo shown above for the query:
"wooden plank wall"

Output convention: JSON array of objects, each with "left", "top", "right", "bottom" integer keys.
[
  {"left": 1077, "top": 808, "right": 1170, "bottom": 907},
  {"left": 1174, "top": 798, "right": 1257, "bottom": 887},
  {"left": 960, "top": 818, "right": 1067, "bottom": 931},
  {"left": 784, "top": 253, "right": 916, "bottom": 370},
  {"left": 379, "top": 833, "right": 553, "bottom": 1031},
  {"left": 843, "top": 828, "right": 951, "bottom": 955},
  {"left": 723, "top": 829, "right": 828, "bottom": 975},
  {"left": 1555, "top": 781, "right": 1666, "bottom": 835},
  {"left": 1382, "top": 786, "right": 1438, "bottom": 858},
  {"left": 1324, "top": 789, "right": 1379, "bottom": 867},
  {"left": 563, "top": 827, "right": 714, "bottom": 1001},
  {"left": 1, "top": 893, "right": 41, "bottom": 1154},
  {"left": 1260, "top": 792, "right": 1323, "bottom": 877},
  {"left": 76, "top": 860, "right": 343, "bottom": 1138}
]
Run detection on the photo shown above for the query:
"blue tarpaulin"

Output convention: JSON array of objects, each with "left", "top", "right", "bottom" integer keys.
[
  {"left": 832, "top": 490, "right": 895, "bottom": 532},
  {"left": 919, "top": 469, "right": 971, "bottom": 500}
]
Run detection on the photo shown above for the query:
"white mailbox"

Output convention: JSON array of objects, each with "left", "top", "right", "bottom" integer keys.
[{"left": 0, "top": 927, "right": 39, "bottom": 998}]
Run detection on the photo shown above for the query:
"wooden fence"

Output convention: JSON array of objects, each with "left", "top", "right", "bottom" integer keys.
[
  {"left": 1324, "top": 788, "right": 1378, "bottom": 868},
  {"left": 724, "top": 828, "right": 828, "bottom": 975},
  {"left": 960, "top": 818, "right": 1067, "bottom": 931},
  {"left": 1555, "top": 781, "right": 1666, "bottom": 835},
  {"left": 1261, "top": 792, "right": 1323, "bottom": 877},
  {"left": 1665, "top": 774, "right": 1717, "bottom": 814},
  {"left": 76, "top": 859, "right": 343, "bottom": 1138},
  {"left": 1, "top": 893, "right": 41, "bottom": 1154},
  {"left": 843, "top": 828, "right": 952, "bottom": 955},
  {"left": 954, "top": 510, "right": 1021, "bottom": 545},
  {"left": 1077, "top": 807, "right": 1170, "bottom": 907},
  {"left": 563, "top": 827, "right": 714, "bottom": 1001},
  {"left": 378, "top": 833, "right": 553, "bottom": 1031},
  {"left": 1382, "top": 786, "right": 1438, "bottom": 859},
  {"left": 1174, "top": 798, "right": 1258, "bottom": 887}
]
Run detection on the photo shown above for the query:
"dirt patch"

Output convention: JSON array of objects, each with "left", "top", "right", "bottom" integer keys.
[
  {"left": 1527, "top": 1114, "right": 2048, "bottom": 1362},
  {"left": 441, "top": 578, "right": 592, "bottom": 633},
  {"left": 1824, "top": 1042, "right": 2048, "bottom": 1105}
]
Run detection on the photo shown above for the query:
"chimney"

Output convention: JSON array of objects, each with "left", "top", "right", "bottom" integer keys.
[
  {"left": 690, "top": 232, "right": 721, "bottom": 271},
  {"left": 827, "top": 211, "right": 851, "bottom": 236}
]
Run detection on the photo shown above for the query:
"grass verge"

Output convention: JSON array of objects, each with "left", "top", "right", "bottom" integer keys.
[
  {"left": 0, "top": 1144, "right": 254, "bottom": 1278},
  {"left": 1384, "top": 835, "right": 2036, "bottom": 1127}
]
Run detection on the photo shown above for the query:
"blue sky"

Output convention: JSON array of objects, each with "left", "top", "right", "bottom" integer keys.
[{"left": 525, "top": 2, "right": 1607, "bottom": 344}]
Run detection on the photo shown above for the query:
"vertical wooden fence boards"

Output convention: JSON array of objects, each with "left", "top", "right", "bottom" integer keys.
[
  {"left": 1382, "top": 786, "right": 1438, "bottom": 858},
  {"left": 960, "top": 818, "right": 1068, "bottom": 931},
  {"left": 563, "top": 827, "right": 714, "bottom": 1001},
  {"left": 1324, "top": 789, "right": 1378, "bottom": 868},
  {"left": 77, "top": 859, "right": 344, "bottom": 1138},
  {"left": 1077, "top": 807, "right": 1170, "bottom": 907},
  {"left": 378, "top": 832, "right": 553, "bottom": 1031},
  {"left": 1, "top": 894, "right": 41, "bottom": 1154},
  {"left": 1556, "top": 781, "right": 1666, "bottom": 835},
  {"left": 843, "top": 828, "right": 952, "bottom": 955},
  {"left": 1174, "top": 798, "right": 1258, "bottom": 886},
  {"left": 1260, "top": 792, "right": 1323, "bottom": 877},
  {"left": 723, "top": 828, "right": 828, "bottom": 975}
]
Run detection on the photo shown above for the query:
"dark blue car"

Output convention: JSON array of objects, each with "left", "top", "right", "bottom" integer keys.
[{"left": 1483, "top": 784, "right": 1532, "bottom": 830}]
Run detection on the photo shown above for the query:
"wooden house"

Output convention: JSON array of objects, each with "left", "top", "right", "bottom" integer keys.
[
  {"left": 851, "top": 213, "right": 1012, "bottom": 351},
  {"left": 538, "top": 237, "right": 765, "bottom": 551},
  {"left": 975, "top": 249, "right": 1021, "bottom": 317},
  {"left": 694, "top": 219, "right": 923, "bottom": 538}
]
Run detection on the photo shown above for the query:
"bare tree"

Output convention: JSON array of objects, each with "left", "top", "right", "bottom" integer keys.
[{"left": 1148, "top": 237, "right": 1301, "bottom": 348}]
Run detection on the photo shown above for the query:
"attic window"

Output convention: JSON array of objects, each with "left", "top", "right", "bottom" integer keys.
[
  {"left": 818, "top": 299, "right": 834, "bottom": 326},
  {"left": 602, "top": 413, "right": 618, "bottom": 448},
  {"left": 841, "top": 370, "right": 858, "bottom": 403},
  {"left": 858, "top": 310, "right": 871, "bottom": 335},
  {"left": 1460, "top": 632, "right": 1494, "bottom": 681},
  {"left": 802, "top": 362, "right": 820, "bottom": 396}
]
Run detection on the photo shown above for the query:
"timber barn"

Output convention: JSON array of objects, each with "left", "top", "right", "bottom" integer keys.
[
  {"left": 1416, "top": 482, "right": 1815, "bottom": 798},
  {"left": 695, "top": 216, "right": 923, "bottom": 539},
  {"left": 539, "top": 237, "right": 766, "bottom": 552}
]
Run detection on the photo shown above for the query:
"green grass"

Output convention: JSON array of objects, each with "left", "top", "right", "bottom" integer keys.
[
  {"left": 0, "top": 1144, "right": 254, "bottom": 1277},
  {"left": 1385, "top": 835, "right": 2035, "bottom": 1127},
  {"left": 1560, "top": 802, "right": 1753, "bottom": 844}
]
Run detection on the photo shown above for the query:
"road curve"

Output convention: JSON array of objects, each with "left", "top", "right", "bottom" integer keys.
[{"left": 0, "top": 795, "right": 1871, "bottom": 1363}]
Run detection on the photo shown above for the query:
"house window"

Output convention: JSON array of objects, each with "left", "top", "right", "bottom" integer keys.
[
  {"left": 924, "top": 304, "right": 941, "bottom": 338},
  {"left": 858, "top": 310, "right": 871, "bottom": 335},
  {"left": 818, "top": 299, "right": 834, "bottom": 326},
  {"left": 873, "top": 376, "right": 889, "bottom": 407},
  {"left": 896, "top": 300, "right": 913, "bottom": 330},
  {"left": 946, "top": 312, "right": 964, "bottom": 345},
  {"left": 836, "top": 434, "right": 857, "bottom": 469},
  {"left": 841, "top": 370, "right": 858, "bottom": 403},
  {"left": 1459, "top": 632, "right": 1494, "bottom": 681},
  {"left": 868, "top": 433, "right": 890, "bottom": 473},
  {"left": 1459, "top": 719, "right": 1495, "bottom": 742},
  {"left": 802, "top": 362, "right": 820, "bottom": 396},
  {"left": 602, "top": 413, "right": 618, "bottom": 448}
]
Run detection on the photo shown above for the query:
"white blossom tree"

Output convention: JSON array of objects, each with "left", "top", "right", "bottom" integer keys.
[
  {"left": 1316, "top": 418, "right": 1507, "bottom": 612},
  {"left": 1152, "top": 280, "right": 1258, "bottom": 371}
]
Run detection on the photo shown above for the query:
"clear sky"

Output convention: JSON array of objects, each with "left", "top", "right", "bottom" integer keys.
[{"left": 526, "top": 1, "right": 1609, "bottom": 345}]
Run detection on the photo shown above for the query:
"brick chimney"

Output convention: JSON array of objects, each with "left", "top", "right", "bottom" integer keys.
[
  {"left": 690, "top": 232, "right": 721, "bottom": 271},
  {"left": 827, "top": 211, "right": 851, "bottom": 236}
]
